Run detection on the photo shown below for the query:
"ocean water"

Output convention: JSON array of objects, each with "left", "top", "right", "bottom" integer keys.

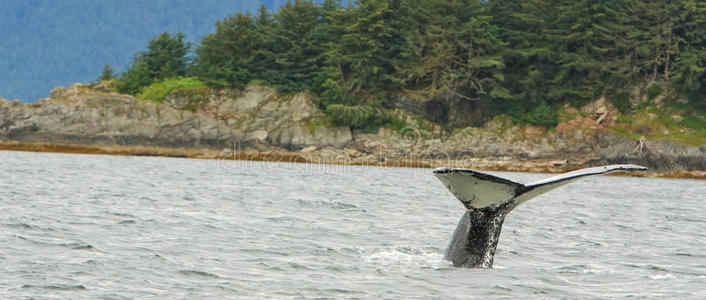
[{"left": 0, "top": 151, "right": 704, "bottom": 299}]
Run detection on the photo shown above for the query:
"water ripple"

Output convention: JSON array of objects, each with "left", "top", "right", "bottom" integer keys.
[{"left": 0, "top": 151, "right": 704, "bottom": 298}]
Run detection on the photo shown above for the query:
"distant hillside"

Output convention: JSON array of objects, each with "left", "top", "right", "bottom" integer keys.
[{"left": 0, "top": 0, "right": 271, "bottom": 102}]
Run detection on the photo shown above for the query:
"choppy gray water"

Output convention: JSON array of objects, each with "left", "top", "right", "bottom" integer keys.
[{"left": 1, "top": 151, "right": 704, "bottom": 299}]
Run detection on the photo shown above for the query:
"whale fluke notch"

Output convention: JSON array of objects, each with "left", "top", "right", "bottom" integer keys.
[{"left": 433, "top": 164, "right": 647, "bottom": 268}]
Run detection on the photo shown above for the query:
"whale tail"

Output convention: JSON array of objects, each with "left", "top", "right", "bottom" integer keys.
[{"left": 433, "top": 164, "right": 647, "bottom": 268}]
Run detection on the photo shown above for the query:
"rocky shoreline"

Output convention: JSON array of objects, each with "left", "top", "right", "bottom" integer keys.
[
  {"left": 1, "top": 141, "right": 703, "bottom": 179},
  {"left": 1, "top": 83, "right": 704, "bottom": 179}
]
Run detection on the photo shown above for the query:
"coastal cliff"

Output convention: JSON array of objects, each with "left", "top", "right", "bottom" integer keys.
[{"left": 1, "top": 83, "right": 704, "bottom": 177}]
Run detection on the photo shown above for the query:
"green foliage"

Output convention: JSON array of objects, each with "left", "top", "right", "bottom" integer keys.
[
  {"left": 670, "top": 0, "right": 706, "bottom": 109},
  {"left": 549, "top": 0, "right": 632, "bottom": 105},
  {"left": 616, "top": 103, "right": 706, "bottom": 145},
  {"left": 266, "top": 0, "right": 324, "bottom": 91},
  {"left": 192, "top": 13, "right": 260, "bottom": 89},
  {"left": 526, "top": 101, "right": 558, "bottom": 128},
  {"left": 612, "top": 127, "right": 643, "bottom": 140},
  {"left": 610, "top": 93, "right": 632, "bottom": 113},
  {"left": 617, "top": 113, "right": 635, "bottom": 124},
  {"left": 403, "top": 0, "right": 507, "bottom": 100},
  {"left": 109, "top": 0, "right": 706, "bottom": 130},
  {"left": 137, "top": 77, "right": 206, "bottom": 103},
  {"left": 647, "top": 84, "right": 663, "bottom": 100},
  {"left": 325, "top": 104, "right": 389, "bottom": 132},
  {"left": 116, "top": 61, "right": 153, "bottom": 95},
  {"left": 389, "top": 117, "right": 407, "bottom": 132},
  {"left": 681, "top": 115, "right": 706, "bottom": 131},
  {"left": 99, "top": 64, "right": 115, "bottom": 81},
  {"left": 117, "top": 32, "right": 190, "bottom": 95}
]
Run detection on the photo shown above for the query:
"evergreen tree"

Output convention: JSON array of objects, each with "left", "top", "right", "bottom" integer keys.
[
  {"left": 328, "top": 0, "right": 411, "bottom": 103},
  {"left": 551, "top": 0, "right": 634, "bottom": 105},
  {"left": 452, "top": 1, "right": 507, "bottom": 100},
  {"left": 251, "top": 5, "right": 277, "bottom": 83},
  {"left": 125, "top": 0, "right": 704, "bottom": 127},
  {"left": 488, "top": 0, "right": 559, "bottom": 105},
  {"left": 146, "top": 32, "right": 190, "bottom": 79},
  {"left": 312, "top": 0, "right": 353, "bottom": 104},
  {"left": 266, "top": 0, "right": 323, "bottom": 91},
  {"left": 481, "top": 0, "right": 566, "bottom": 126},
  {"left": 405, "top": 0, "right": 506, "bottom": 100},
  {"left": 255, "top": 4, "right": 272, "bottom": 28},
  {"left": 116, "top": 58, "right": 153, "bottom": 95},
  {"left": 117, "top": 32, "right": 190, "bottom": 94},
  {"left": 632, "top": 0, "right": 681, "bottom": 83},
  {"left": 192, "top": 13, "right": 258, "bottom": 88},
  {"left": 99, "top": 64, "right": 115, "bottom": 81},
  {"left": 672, "top": 0, "right": 706, "bottom": 108}
]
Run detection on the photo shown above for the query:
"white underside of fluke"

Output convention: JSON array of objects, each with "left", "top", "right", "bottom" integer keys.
[
  {"left": 433, "top": 164, "right": 648, "bottom": 210},
  {"left": 433, "top": 170, "right": 519, "bottom": 209}
]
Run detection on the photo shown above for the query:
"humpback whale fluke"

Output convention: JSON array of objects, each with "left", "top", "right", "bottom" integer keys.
[{"left": 433, "top": 164, "right": 647, "bottom": 268}]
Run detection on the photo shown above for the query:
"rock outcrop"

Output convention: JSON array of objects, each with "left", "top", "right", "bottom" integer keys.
[
  {"left": 0, "top": 84, "right": 351, "bottom": 151},
  {"left": 1, "top": 83, "right": 703, "bottom": 174}
]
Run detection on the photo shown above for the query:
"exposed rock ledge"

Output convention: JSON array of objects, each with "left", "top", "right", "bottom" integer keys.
[
  {"left": 1, "top": 83, "right": 704, "bottom": 177},
  {"left": 1, "top": 84, "right": 351, "bottom": 150}
]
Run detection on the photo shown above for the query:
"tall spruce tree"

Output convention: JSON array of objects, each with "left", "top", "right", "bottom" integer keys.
[
  {"left": 99, "top": 64, "right": 115, "bottom": 81},
  {"left": 312, "top": 0, "right": 354, "bottom": 105},
  {"left": 672, "top": 0, "right": 706, "bottom": 108},
  {"left": 487, "top": 0, "right": 559, "bottom": 104},
  {"left": 117, "top": 32, "right": 189, "bottom": 94},
  {"left": 551, "top": 0, "right": 634, "bottom": 105},
  {"left": 328, "top": 0, "right": 411, "bottom": 103},
  {"left": 192, "top": 13, "right": 258, "bottom": 88},
  {"left": 250, "top": 5, "right": 277, "bottom": 83},
  {"left": 632, "top": 0, "right": 680, "bottom": 83},
  {"left": 267, "top": 0, "right": 323, "bottom": 91},
  {"left": 408, "top": 0, "right": 505, "bottom": 98}
]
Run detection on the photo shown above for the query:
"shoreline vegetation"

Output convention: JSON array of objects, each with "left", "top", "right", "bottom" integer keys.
[
  {"left": 105, "top": 0, "right": 705, "bottom": 135},
  {"left": 2, "top": 80, "right": 704, "bottom": 180},
  {"left": 2, "top": 1, "right": 704, "bottom": 179},
  {"left": 1, "top": 141, "right": 703, "bottom": 180},
  {"left": 1, "top": 82, "right": 704, "bottom": 180}
]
